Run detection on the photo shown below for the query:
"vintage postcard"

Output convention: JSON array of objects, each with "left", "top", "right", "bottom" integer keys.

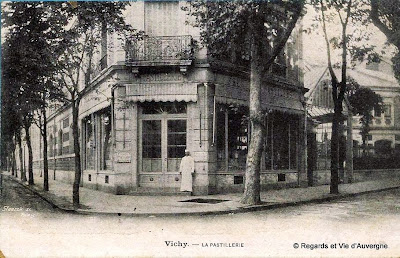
[{"left": 1, "top": 0, "right": 399, "bottom": 257}]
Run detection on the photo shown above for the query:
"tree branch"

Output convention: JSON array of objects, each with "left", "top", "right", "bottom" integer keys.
[
  {"left": 320, "top": 0, "right": 339, "bottom": 102},
  {"left": 370, "top": 0, "right": 393, "bottom": 41},
  {"left": 264, "top": 2, "right": 304, "bottom": 71},
  {"left": 33, "top": 109, "right": 44, "bottom": 134},
  {"left": 60, "top": 75, "right": 75, "bottom": 97},
  {"left": 339, "top": 0, "right": 352, "bottom": 103}
]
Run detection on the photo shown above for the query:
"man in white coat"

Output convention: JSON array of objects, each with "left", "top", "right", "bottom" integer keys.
[{"left": 179, "top": 150, "right": 195, "bottom": 193}]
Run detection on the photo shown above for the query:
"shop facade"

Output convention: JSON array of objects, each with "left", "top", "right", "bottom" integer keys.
[{"left": 28, "top": 1, "right": 307, "bottom": 195}]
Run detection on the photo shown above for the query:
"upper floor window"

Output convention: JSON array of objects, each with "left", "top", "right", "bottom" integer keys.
[
  {"left": 63, "top": 117, "right": 69, "bottom": 129},
  {"left": 374, "top": 107, "right": 382, "bottom": 117},
  {"left": 144, "top": 1, "right": 180, "bottom": 36},
  {"left": 58, "top": 130, "right": 63, "bottom": 156},
  {"left": 49, "top": 135, "right": 54, "bottom": 157},
  {"left": 383, "top": 104, "right": 391, "bottom": 118}
]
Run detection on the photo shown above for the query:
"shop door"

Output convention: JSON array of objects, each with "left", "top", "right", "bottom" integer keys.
[{"left": 139, "top": 118, "right": 187, "bottom": 190}]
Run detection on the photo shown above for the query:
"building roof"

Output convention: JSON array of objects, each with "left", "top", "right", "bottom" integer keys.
[
  {"left": 347, "top": 67, "right": 399, "bottom": 88},
  {"left": 303, "top": 65, "right": 328, "bottom": 100},
  {"left": 304, "top": 63, "right": 400, "bottom": 101},
  {"left": 302, "top": 61, "right": 399, "bottom": 123}
]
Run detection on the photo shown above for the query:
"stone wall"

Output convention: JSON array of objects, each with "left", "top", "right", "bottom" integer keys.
[
  {"left": 353, "top": 169, "right": 400, "bottom": 182},
  {"left": 112, "top": 85, "right": 134, "bottom": 194},
  {"left": 190, "top": 83, "right": 214, "bottom": 195},
  {"left": 211, "top": 171, "right": 299, "bottom": 194},
  {"left": 313, "top": 169, "right": 400, "bottom": 185}
]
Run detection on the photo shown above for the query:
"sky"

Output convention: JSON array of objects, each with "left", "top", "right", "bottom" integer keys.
[
  {"left": 0, "top": 1, "right": 397, "bottom": 70},
  {"left": 302, "top": 4, "right": 397, "bottom": 68}
]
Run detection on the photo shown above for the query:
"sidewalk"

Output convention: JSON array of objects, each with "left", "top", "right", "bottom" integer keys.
[{"left": 3, "top": 171, "right": 400, "bottom": 216}]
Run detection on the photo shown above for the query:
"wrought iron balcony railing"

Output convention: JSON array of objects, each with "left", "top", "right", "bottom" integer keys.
[{"left": 125, "top": 35, "right": 193, "bottom": 63}]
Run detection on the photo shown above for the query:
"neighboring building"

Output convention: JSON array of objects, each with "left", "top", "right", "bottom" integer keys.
[
  {"left": 25, "top": 2, "right": 306, "bottom": 195},
  {"left": 304, "top": 65, "right": 349, "bottom": 185},
  {"left": 348, "top": 60, "right": 400, "bottom": 156},
  {"left": 305, "top": 58, "right": 400, "bottom": 177}
]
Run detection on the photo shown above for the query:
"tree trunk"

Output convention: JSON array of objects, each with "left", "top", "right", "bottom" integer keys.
[
  {"left": 9, "top": 153, "right": 13, "bottom": 175},
  {"left": 361, "top": 118, "right": 371, "bottom": 156},
  {"left": 17, "top": 134, "right": 25, "bottom": 181},
  {"left": 12, "top": 151, "right": 17, "bottom": 177},
  {"left": 10, "top": 141, "right": 16, "bottom": 176},
  {"left": 241, "top": 16, "right": 264, "bottom": 205},
  {"left": 362, "top": 135, "right": 366, "bottom": 155},
  {"left": 332, "top": 0, "right": 350, "bottom": 191},
  {"left": 72, "top": 101, "right": 82, "bottom": 208},
  {"left": 330, "top": 103, "right": 342, "bottom": 194},
  {"left": 24, "top": 124, "right": 34, "bottom": 185},
  {"left": 42, "top": 108, "right": 49, "bottom": 191}
]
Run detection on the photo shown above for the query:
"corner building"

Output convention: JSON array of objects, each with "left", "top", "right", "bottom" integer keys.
[{"left": 31, "top": 1, "right": 307, "bottom": 195}]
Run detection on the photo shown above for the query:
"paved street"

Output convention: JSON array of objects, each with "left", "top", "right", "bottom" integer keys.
[
  {"left": 1, "top": 176, "right": 400, "bottom": 257},
  {"left": 0, "top": 176, "right": 58, "bottom": 214}
]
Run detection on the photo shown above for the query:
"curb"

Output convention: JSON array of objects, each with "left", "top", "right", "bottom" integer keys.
[
  {"left": 5, "top": 175, "right": 78, "bottom": 214},
  {"left": 238, "top": 185, "right": 400, "bottom": 214},
  {"left": 5, "top": 174, "right": 400, "bottom": 217},
  {"left": 81, "top": 185, "right": 400, "bottom": 217}
]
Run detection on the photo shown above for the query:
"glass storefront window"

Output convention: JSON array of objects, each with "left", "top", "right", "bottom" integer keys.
[
  {"left": 140, "top": 102, "right": 187, "bottom": 174},
  {"left": 216, "top": 108, "right": 300, "bottom": 172},
  {"left": 84, "top": 118, "right": 95, "bottom": 170},
  {"left": 289, "top": 119, "right": 298, "bottom": 169},
  {"left": 263, "top": 112, "right": 298, "bottom": 170},
  {"left": 216, "top": 107, "right": 226, "bottom": 170},
  {"left": 264, "top": 117, "right": 273, "bottom": 170},
  {"left": 83, "top": 107, "right": 113, "bottom": 171},
  {"left": 216, "top": 105, "right": 299, "bottom": 172},
  {"left": 167, "top": 119, "right": 186, "bottom": 172},
  {"left": 273, "top": 116, "right": 290, "bottom": 169},
  {"left": 228, "top": 106, "right": 248, "bottom": 171},
  {"left": 100, "top": 111, "right": 112, "bottom": 170},
  {"left": 142, "top": 120, "right": 162, "bottom": 172},
  {"left": 216, "top": 104, "right": 248, "bottom": 171}
]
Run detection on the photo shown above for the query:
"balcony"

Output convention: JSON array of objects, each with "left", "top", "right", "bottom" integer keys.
[{"left": 125, "top": 35, "right": 193, "bottom": 75}]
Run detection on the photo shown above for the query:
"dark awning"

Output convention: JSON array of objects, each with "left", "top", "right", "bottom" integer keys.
[{"left": 214, "top": 81, "right": 304, "bottom": 115}]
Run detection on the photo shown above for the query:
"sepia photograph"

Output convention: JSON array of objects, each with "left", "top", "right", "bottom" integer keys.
[{"left": 0, "top": 0, "right": 399, "bottom": 257}]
